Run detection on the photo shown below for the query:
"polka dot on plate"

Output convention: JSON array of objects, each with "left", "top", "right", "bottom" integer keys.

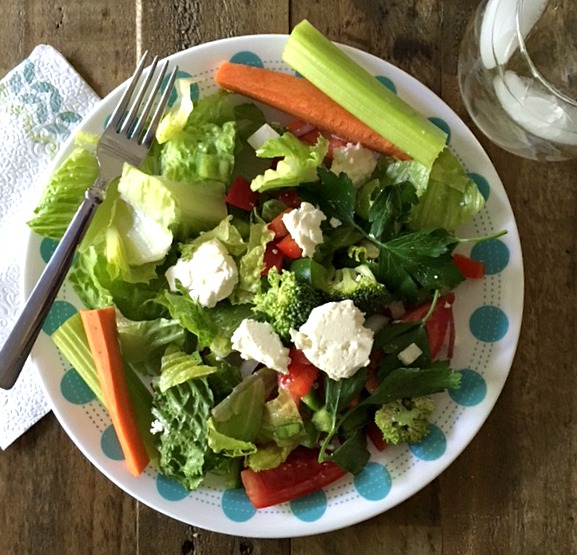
[
  {"left": 468, "top": 172, "right": 490, "bottom": 201},
  {"left": 450, "top": 369, "right": 487, "bottom": 407},
  {"left": 428, "top": 117, "right": 451, "bottom": 144},
  {"left": 229, "top": 51, "right": 264, "bottom": 68},
  {"left": 156, "top": 474, "right": 190, "bottom": 502},
  {"left": 60, "top": 368, "right": 96, "bottom": 404},
  {"left": 100, "top": 425, "right": 124, "bottom": 461},
  {"left": 470, "top": 239, "right": 510, "bottom": 275},
  {"left": 290, "top": 490, "right": 327, "bottom": 522},
  {"left": 354, "top": 462, "right": 392, "bottom": 501},
  {"left": 470, "top": 305, "right": 509, "bottom": 342},
  {"left": 43, "top": 300, "right": 77, "bottom": 335},
  {"left": 40, "top": 237, "right": 58, "bottom": 263},
  {"left": 375, "top": 75, "right": 397, "bottom": 94},
  {"left": 221, "top": 488, "right": 256, "bottom": 522},
  {"left": 409, "top": 424, "right": 446, "bottom": 461}
]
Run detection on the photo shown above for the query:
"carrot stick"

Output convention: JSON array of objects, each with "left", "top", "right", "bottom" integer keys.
[
  {"left": 80, "top": 307, "right": 150, "bottom": 476},
  {"left": 215, "top": 61, "right": 410, "bottom": 160}
]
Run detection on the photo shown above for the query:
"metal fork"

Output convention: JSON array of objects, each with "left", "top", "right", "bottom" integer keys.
[{"left": 0, "top": 52, "right": 178, "bottom": 390}]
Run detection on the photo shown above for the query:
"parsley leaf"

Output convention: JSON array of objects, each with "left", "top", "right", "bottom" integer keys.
[
  {"left": 368, "top": 180, "right": 418, "bottom": 242},
  {"left": 301, "top": 168, "right": 358, "bottom": 229}
]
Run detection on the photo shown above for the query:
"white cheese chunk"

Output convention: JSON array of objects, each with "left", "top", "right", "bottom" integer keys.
[
  {"left": 398, "top": 342, "right": 423, "bottom": 366},
  {"left": 290, "top": 300, "right": 374, "bottom": 381},
  {"left": 231, "top": 319, "right": 290, "bottom": 374},
  {"left": 282, "top": 201, "right": 326, "bottom": 257},
  {"left": 330, "top": 142, "right": 378, "bottom": 187},
  {"left": 164, "top": 238, "right": 238, "bottom": 308}
]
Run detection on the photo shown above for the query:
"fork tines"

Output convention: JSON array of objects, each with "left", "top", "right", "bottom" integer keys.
[{"left": 108, "top": 51, "right": 178, "bottom": 147}]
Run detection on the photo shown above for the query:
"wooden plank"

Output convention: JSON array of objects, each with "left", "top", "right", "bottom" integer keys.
[
  {"left": 0, "top": 415, "right": 137, "bottom": 554},
  {"left": 0, "top": 0, "right": 136, "bottom": 97}
]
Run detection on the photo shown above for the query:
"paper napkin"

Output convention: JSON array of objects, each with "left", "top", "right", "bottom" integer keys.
[{"left": 0, "top": 45, "right": 99, "bottom": 449}]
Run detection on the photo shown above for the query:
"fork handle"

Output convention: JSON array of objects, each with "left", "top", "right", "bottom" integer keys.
[{"left": 0, "top": 184, "right": 104, "bottom": 390}]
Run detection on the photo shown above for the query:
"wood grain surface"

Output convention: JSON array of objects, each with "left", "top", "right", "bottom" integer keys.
[{"left": 2, "top": 1, "right": 577, "bottom": 553}]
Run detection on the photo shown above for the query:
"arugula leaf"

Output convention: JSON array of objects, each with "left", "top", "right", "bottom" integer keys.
[
  {"left": 361, "top": 363, "right": 462, "bottom": 406},
  {"left": 329, "top": 428, "right": 370, "bottom": 475}
]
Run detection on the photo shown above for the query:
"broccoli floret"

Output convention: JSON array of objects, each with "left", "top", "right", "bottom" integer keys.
[
  {"left": 328, "top": 265, "right": 391, "bottom": 316},
  {"left": 374, "top": 396, "right": 434, "bottom": 445},
  {"left": 253, "top": 268, "right": 326, "bottom": 340}
]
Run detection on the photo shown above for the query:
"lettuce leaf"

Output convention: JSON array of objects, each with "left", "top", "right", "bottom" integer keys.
[
  {"left": 250, "top": 133, "right": 328, "bottom": 192},
  {"left": 151, "top": 377, "right": 215, "bottom": 490},
  {"left": 27, "top": 146, "right": 99, "bottom": 239}
]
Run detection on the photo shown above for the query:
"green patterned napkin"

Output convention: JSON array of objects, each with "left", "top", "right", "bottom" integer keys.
[{"left": 0, "top": 45, "right": 99, "bottom": 449}]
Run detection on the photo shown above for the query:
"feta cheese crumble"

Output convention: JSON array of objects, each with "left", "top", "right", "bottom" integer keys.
[
  {"left": 398, "top": 342, "right": 423, "bottom": 366},
  {"left": 282, "top": 201, "right": 327, "bottom": 257},
  {"left": 231, "top": 319, "right": 290, "bottom": 374},
  {"left": 164, "top": 238, "right": 238, "bottom": 308},
  {"left": 290, "top": 300, "right": 374, "bottom": 381},
  {"left": 330, "top": 142, "right": 378, "bottom": 187}
]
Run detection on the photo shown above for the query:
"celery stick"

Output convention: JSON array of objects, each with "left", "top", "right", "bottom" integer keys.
[
  {"left": 282, "top": 20, "right": 447, "bottom": 167},
  {"left": 51, "top": 313, "right": 158, "bottom": 462}
]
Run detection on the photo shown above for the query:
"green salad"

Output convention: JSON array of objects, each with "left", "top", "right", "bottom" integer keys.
[{"left": 29, "top": 22, "right": 492, "bottom": 509}]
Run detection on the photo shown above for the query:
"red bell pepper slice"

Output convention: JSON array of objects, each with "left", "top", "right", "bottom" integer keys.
[
  {"left": 401, "top": 293, "right": 455, "bottom": 359},
  {"left": 240, "top": 446, "right": 347, "bottom": 509},
  {"left": 279, "top": 348, "right": 319, "bottom": 401},
  {"left": 452, "top": 253, "right": 485, "bottom": 279},
  {"left": 366, "top": 421, "right": 387, "bottom": 452},
  {"left": 225, "top": 176, "right": 259, "bottom": 211},
  {"left": 267, "top": 208, "right": 292, "bottom": 239},
  {"left": 274, "top": 189, "right": 302, "bottom": 209},
  {"left": 261, "top": 242, "right": 285, "bottom": 276},
  {"left": 276, "top": 234, "right": 303, "bottom": 259}
]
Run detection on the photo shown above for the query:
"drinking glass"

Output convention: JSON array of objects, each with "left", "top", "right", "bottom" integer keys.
[{"left": 458, "top": 0, "right": 577, "bottom": 161}]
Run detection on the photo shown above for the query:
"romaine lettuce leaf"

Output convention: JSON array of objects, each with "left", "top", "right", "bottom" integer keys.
[
  {"left": 156, "top": 78, "right": 196, "bottom": 144},
  {"left": 157, "top": 348, "right": 217, "bottom": 392},
  {"left": 250, "top": 133, "right": 328, "bottom": 192},
  {"left": 160, "top": 121, "right": 236, "bottom": 184},
  {"left": 27, "top": 146, "right": 99, "bottom": 239},
  {"left": 151, "top": 377, "right": 215, "bottom": 490}
]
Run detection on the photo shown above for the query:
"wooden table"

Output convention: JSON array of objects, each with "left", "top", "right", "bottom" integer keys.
[{"left": 2, "top": 1, "right": 576, "bottom": 553}]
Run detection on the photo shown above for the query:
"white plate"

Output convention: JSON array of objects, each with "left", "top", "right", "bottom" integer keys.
[{"left": 24, "top": 35, "right": 524, "bottom": 538}]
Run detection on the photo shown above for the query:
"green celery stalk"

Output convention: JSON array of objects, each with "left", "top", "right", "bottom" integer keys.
[
  {"left": 282, "top": 20, "right": 447, "bottom": 167},
  {"left": 51, "top": 313, "right": 158, "bottom": 462}
]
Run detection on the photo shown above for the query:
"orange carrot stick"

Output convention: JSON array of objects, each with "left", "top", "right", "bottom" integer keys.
[
  {"left": 80, "top": 307, "right": 149, "bottom": 476},
  {"left": 215, "top": 61, "right": 410, "bottom": 160}
]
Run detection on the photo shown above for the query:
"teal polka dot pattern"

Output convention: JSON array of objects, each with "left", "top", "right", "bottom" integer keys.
[
  {"left": 470, "top": 305, "right": 509, "bottom": 342},
  {"left": 229, "top": 51, "right": 264, "bottom": 68},
  {"left": 471, "top": 239, "right": 510, "bottom": 275},
  {"left": 40, "top": 237, "right": 58, "bottom": 263},
  {"left": 290, "top": 490, "right": 327, "bottom": 522},
  {"left": 354, "top": 462, "right": 392, "bottom": 501},
  {"left": 222, "top": 489, "right": 256, "bottom": 522},
  {"left": 156, "top": 474, "right": 190, "bottom": 501},
  {"left": 43, "top": 300, "right": 77, "bottom": 335},
  {"left": 375, "top": 75, "right": 397, "bottom": 94},
  {"left": 409, "top": 424, "right": 446, "bottom": 461},
  {"left": 60, "top": 368, "right": 96, "bottom": 404},
  {"left": 428, "top": 117, "right": 451, "bottom": 144},
  {"left": 100, "top": 425, "right": 124, "bottom": 461},
  {"left": 450, "top": 369, "right": 487, "bottom": 406},
  {"left": 468, "top": 172, "right": 490, "bottom": 201}
]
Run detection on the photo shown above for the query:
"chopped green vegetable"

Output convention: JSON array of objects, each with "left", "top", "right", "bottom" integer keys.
[{"left": 374, "top": 396, "right": 435, "bottom": 445}]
